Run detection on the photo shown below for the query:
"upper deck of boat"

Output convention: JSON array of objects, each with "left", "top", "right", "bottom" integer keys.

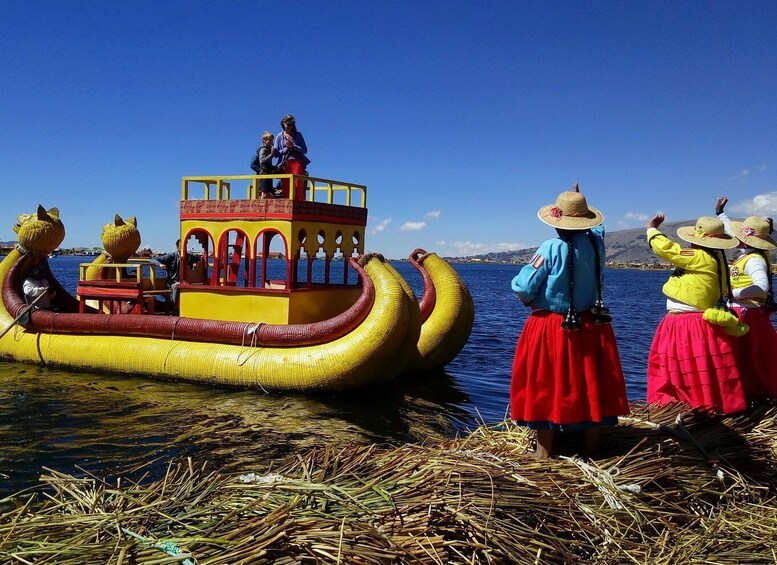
[{"left": 180, "top": 174, "right": 368, "bottom": 226}]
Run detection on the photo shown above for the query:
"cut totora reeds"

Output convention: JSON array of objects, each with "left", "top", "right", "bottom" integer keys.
[{"left": 1, "top": 401, "right": 777, "bottom": 564}]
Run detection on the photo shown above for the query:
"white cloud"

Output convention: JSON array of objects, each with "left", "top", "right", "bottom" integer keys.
[
  {"left": 425, "top": 210, "right": 441, "bottom": 219},
  {"left": 624, "top": 212, "right": 648, "bottom": 222},
  {"left": 400, "top": 221, "right": 427, "bottom": 231},
  {"left": 442, "top": 241, "right": 528, "bottom": 256},
  {"left": 370, "top": 218, "right": 391, "bottom": 234},
  {"left": 730, "top": 192, "right": 777, "bottom": 215},
  {"left": 613, "top": 212, "right": 648, "bottom": 230},
  {"left": 727, "top": 164, "right": 767, "bottom": 182}
]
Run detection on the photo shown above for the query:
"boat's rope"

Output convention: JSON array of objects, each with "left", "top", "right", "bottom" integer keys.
[
  {"left": 237, "top": 324, "right": 268, "bottom": 392},
  {"left": 162, "top": 317, "right": 182, "bottom": 371},
  {"left": 237, "top": 323, "right": 264, "bottom": 367},
  {"left": 44, "top": 312, "right": 60, "bottom": 361}
]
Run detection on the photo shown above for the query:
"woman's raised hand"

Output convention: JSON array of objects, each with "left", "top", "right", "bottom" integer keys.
[
  {"left": 715, "top": 196, "right": 728, "bottom": 215},
  {"left": 647, "top": 213, "right": 665, "bottom": 229}
]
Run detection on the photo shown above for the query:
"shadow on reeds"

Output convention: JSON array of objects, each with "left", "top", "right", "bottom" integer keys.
[{"left": 601, "top": 401, "right": 777, "bottom": 489}]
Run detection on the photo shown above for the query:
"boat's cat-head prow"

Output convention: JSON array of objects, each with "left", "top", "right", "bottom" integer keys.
[
  {"left": 101, "top": 214, "right": 141, "bottom": 261},
  {"left": 84, "top": 214, "right": 142, "bottom": 285},
  {"left": 13, "top": 205, "right": 65, "bottom": 257}
]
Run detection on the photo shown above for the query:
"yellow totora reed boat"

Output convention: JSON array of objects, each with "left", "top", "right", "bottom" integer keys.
[{"left": 0, "top": 173, "right": 474, "bottom": 390}]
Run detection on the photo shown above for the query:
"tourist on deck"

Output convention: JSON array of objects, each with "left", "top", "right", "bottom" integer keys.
[
  {"left": 251, "top": 131, "right": 278, "bottom": 199},
  {"left": 716, "top": 196, "right": 777, "bottom": 400},
  {"left": 22, "top": 265, "right": 56, "bottom": 310},
  {"left": 510, "top": 183, "right": 629, "bottom": 459},
  {"left": 646, "top": 213, "right": 747, "bottom": 414},
  {"left": 274, "top": 114, "right": 310, "bottom": 200},
  {"left": 155, "top": 240, "right": 199, "bottom": 307}
]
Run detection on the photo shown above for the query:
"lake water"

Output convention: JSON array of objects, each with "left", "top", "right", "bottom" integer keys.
[{"left": 0, "top": 256, "right": 670, "bottom": 498}]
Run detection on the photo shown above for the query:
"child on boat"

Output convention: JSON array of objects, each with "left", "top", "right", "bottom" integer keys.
[
  {"left": 251, "top": 131, "right": 277, "bottom": 199},
  {"left": 510, "top": 183, "right": 629, "bottom": 459},
  {"left": 716, "top": 196, "right": 777, "bottom": 400},
  {"left": 646, "top": 213, "right": 748, "bottom": 414}
]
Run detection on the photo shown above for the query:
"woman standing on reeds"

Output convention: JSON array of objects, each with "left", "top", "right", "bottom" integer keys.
[
  {"left": 510, "top": 184, "right": 629, "bottom": 459},
  {"left": 646, "top": 213, "right": 748, "bottom": 414},
  {"left": 716, "top": 196, "right": 777, "bottom": 400}
]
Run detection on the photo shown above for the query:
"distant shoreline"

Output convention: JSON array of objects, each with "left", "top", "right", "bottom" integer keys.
[{"left": 445, "top": 259, "right": 672, "bottom": 271}]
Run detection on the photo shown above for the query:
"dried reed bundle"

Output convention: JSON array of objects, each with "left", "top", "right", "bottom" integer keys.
[{"left": 1, "top": 402, "right": 776, "bottom": 564}]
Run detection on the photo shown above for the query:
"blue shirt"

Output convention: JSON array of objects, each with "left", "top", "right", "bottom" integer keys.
[
  {"left": 274, "top": 130, "right": 310, "bottom": 168},
  {"left": 511, "top": 226, "right": 605, "bottom": 314}
]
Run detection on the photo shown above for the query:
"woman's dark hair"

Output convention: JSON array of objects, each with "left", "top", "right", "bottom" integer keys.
[
  {"left": 709, "top": 249, "right": 734, "bottom": 312},
  {"left": 588, "top": 231, "right": 611, "bottom": 324},
  {"left": 280, "top": 114, "right": 296, "bottom": 130},
  {"left": 559, "top": 233, "right": 581, "bottom": 330},
  {"left": 559, "top": 230, "right": 610, "bottom": 330}
]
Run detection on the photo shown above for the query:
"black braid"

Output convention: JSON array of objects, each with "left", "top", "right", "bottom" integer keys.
[
  {"left": 560, "top": 233, "right": 581, "bottom": 331},
  {"left": 587, "top": 231, "right": 612, "bottom": 324},
  {"left": 709, "top": 249, "right": 733, "bottom": 313}
]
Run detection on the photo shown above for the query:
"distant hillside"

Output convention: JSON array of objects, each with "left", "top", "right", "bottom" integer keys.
[{"left": 446, "top": 221, "right": 693, "bottom": 266}]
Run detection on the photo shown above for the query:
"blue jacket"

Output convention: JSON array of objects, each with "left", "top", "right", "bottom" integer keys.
[
  {"left": 274, "top": 130, "right": 310, "bottom": 168},
  {"left": 511, "top": 226, "right": 605, "bottom": 314}
]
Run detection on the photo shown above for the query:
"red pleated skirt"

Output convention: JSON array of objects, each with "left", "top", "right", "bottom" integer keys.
[
  {"left": 647, "top": 312, "right": 746, "bottom": 414},
  {"left": 733, "top": 306, "right": 777, "bottom": 399},
  {"left": 510, "top": 311, "right": 629, "bottom": 428},
  {"left": 280, "top": 159, "right": 307, "bottom": 200}
]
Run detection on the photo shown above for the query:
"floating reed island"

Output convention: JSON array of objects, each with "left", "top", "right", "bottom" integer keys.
[{"left": 2, "top": 402, "right": 777, "bottom": 564}]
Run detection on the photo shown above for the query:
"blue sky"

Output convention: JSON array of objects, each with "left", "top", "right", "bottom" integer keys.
[{"left": 1, "top": 1, "right": 776, "bottom": 259}]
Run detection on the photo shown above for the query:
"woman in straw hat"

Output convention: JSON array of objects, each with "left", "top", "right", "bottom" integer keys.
[
  {"left": 716, "top": 196, "right": 777, "bottom": 399},
  {"left": 646, "top": 212, "right": 747, "bottom": 414},
  {"left": 510, "top": 183, "right": 629, "bottom": 459}
]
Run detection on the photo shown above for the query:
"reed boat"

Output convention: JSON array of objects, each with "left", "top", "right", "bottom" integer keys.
[{"left": 0, "top": 173, "right": 474, "bottom": 390}]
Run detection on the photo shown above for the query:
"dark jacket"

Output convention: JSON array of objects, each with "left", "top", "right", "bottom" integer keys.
[{"left": 251, "top": 146, "right": 275, "bottom": 174}]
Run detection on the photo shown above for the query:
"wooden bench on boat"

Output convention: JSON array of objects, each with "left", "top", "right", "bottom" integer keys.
[{"left": 77, "top": 261, "right": 172, "bottom": 314}]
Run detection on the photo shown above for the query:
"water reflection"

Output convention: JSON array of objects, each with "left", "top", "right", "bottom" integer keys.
[{"left": 0, "top": 360, "right": 473, "bottom": 498}]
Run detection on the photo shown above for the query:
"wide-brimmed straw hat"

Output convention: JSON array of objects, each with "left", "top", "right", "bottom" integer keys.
[
  {"left": 728, "top": 216, "right": 777, "bottom": 250},
  {"left": 676, "top": 216, "right": 738, "bottom": 250},
  {"left": 537, "top": 183, "right": 603, "bottom": 230}
]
